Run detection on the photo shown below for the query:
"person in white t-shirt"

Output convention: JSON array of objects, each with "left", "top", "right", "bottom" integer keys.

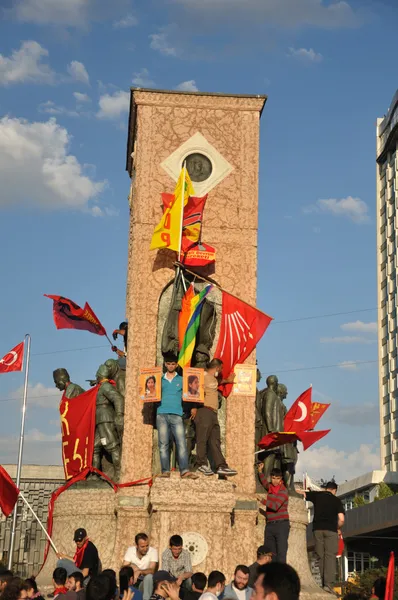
[{"left": 122, "top": 533, "right": 158, "bottom": 600}]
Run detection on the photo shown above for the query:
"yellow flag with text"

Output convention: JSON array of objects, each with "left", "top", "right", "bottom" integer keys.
[{"left": 150, "top": 167, "right": 195, "bottom": 251}]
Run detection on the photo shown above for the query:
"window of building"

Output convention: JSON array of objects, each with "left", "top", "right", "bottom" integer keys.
[
  {"left": 348, "top": 552, "right": 371, "bottom": 574},
  {"left": 363, "top": 491, "right": 370, "bottom": 502}
]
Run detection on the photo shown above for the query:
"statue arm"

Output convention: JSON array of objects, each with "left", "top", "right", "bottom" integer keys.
[{"left": 103, "top": 382, "right": 124, "bottom": 417}]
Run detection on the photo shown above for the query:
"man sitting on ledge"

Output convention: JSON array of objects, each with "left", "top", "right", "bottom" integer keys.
[{"left": 123, "top": 533, "right": 158, "bottom": 600}]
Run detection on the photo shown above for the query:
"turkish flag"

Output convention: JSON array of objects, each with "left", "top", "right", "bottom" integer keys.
[
  {"left": 284, "top": 388, "right": 312, "bottom": 432},
  {"left": 0, "top": 341, "right": 24, "bottom": 374},
  {"left": 60, "top": 386, "right": 98, "bottom": 480},
  {"left": 297, "top": 429, "right": 330, "bottom": 450},
  {"left": 0, "top": 465, "right": 19, "bottom": 517},
  {"left": 45, "top": 295, "right": 106, "bottom": 336},
  {"left": 310, "top": 402, "right": 330, "bottom": 429},
  {"left": 385, "top": 552, "right": 395, "bottom": 600},
  {"left": 214, "top": 292, "right": 272, "bottom": 397}
]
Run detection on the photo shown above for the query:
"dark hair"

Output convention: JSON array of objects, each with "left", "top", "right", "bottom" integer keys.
[
  {"left": 87, "top": 574, "right": 116, "bottom": 600},
  {"left": 192, "top": 573, "right": 207, "bottom": 592},
  {"left": 145, "top": 376, "right": 156, "bottom": 389},
  {"left": 271, "top": 468, "right": 283, "bottom": 477},
  {"left": 373, "top": 577, "right": 386, "bottom": 600},
  {"left": 119, "top": 566, "right": 134, "bottom": 595},
  {"left": 258, "top": 563, "right": 300, "bottom": 600},
  {"left": 135, "top": 533, "right": 149, "bottom": 545},
  {"left": 1, "top": 578, "right": 29, "bottom": 600},
  {"left": 69, "top": 572, "right": 85, "bottom": 588},
  {"left": 234, "top": 565, "right": 250, "bottom": 576},
  {"left": 208, "top": 571, "right": 226, "bottom": 588},
  {"left": 25, "top": 578, "right": 38, "bottom": 593},
  {"left": 53, "top": 568, "right": 67, "bottom": 586},
  {"left": 188, "top": 375, "right": 199, "bottom": 385},
  {"left": 326, "top": 481, "right": 338, "bottom": 491},
  {"left": 0, "top": 569, "right": 13, "bottom": 578},
  {"left": 170, "top": 535, "right": 183, "bottom": 547},
  {"left": 206, "top": 359, "right": 223, "bottom": 370},
  {"left": 102, "top": 570, "right": 117, "bottom": 583}
]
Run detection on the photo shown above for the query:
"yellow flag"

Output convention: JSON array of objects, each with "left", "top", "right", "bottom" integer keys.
[{"left": 150, "top": 167, "right": 195, "bottom": 251}]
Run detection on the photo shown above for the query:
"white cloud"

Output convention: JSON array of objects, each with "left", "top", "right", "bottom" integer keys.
[
  {"left": 13, "top": 0, "right": 88, "bottom": 25},
  {"left": 9, "top": 383, "right": 61, "bottom": 408},
  {"left": 97, "top": 90, "right": 130, "bottom": 119},
  {"left": 113, "top": 14, "right": 138, "bottom": 28},
  {"left": 320, "top": 336, "right": 376, "bottom": 344},
  {"left": 176, "top": 80, "right": 198, "bottom": 92},
  {"left": 38, "top": 100, "right": 80, "bottom": 118},
  {"left": 74, "top": 92, "right": 91, "bottom": 103},
  {"left": 287, "top": 47, "right": 323, "bottom": 62},
  {"left": 67, "top": 60, "right": 90, "bottom": 85},
  {"left": 0, "top": 428, "right": 62, "bottom": 465},
  {"left": 0, "top": 116, "right": 106, "bottom": 211},
  {"left": 338, "top": 360, "right": 360, "bottom": 370},
  {"left": 341, "top": 320, "right": 377, "bottom": 334},
  {"left": 297, "top": 444, "right": 380, "bottom": 482},
  {"left": 304, "top": 196, "right": 370, "bottom": 224},
  {"left": 172, "top": 0, "right": 361, "bottom": 29},
  {"left": 132, "top": 68, "right": 155, "bottom": 87},
  {"left": 0, "top": 40, "right": 55, "bottom": 86},
  {"left": 149, "top": 31, "right": 177, "bottom": 57}
]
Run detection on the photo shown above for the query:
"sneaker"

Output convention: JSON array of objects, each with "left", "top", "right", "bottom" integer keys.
[
  {"left": 197, "top": 465, "right": 215, "bottom": 476},
  {"left": 217, "top": 466, "right": 238, "bottom": 476},
  {"left": 159, "top": 471, "right": 171, "bottom": 478},
  {"left": 181, "top": 471, "right": 199, "bottom": 480}
]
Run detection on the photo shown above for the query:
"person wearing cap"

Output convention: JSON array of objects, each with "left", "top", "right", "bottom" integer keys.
[
  {"left": 56, "top": 528, "right": 99, "bottom": 580},
  {"left": 149, "top": 572, "right": 180, "bottom": 600},
  {"left": 248, "top": 546, "right": 274, "bottom": 588},
  {"left": 296, "top": 481, "right": 345, "bottom": 594}
]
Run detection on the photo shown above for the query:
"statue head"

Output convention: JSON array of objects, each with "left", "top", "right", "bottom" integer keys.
[
  {"left": 104, "top": 359, "right": 119, "bottom": 380},
  {"left": 53, "top": 368, "right": 70, "bottom": 391},
  {"left": 266, "top": 374, "right": 278, "bottom": 390},
  {"left": 277, "top": 383, "right": 288, "bottom": 401},
  {"left": 96, "top": 364, "right": 110, "bottom": 383}
]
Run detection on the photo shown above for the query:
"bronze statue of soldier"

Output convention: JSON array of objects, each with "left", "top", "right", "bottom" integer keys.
[
  {"left": 257, "top": 374, "right": 284, "bottom": 481},
  {"left": 104, "top": 358, "right": 126, "bottom": 398},
  {"left": 92, "top": 364, "right": 125, "bottom": 481},
  {"left": 277, "top": 383, "right": 300, "bottom": 497},
  {"left": 53, "top": 368, "right": 85, "bottom": 399}
]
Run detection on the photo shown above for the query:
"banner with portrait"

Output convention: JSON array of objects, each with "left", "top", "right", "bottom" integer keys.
[
  {"left": 139, "top": 367, "right": 162, "bottom": 402},
  {"left": 183, "top": 367, "right": 204, "bottom": 403},
  {"left": 233, "top": 364, "right": 257, "bottom": 396}
]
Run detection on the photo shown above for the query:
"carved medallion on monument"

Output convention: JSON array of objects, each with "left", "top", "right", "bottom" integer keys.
[{"left": 182, "top": 532, "right": 209, "bottom": 566}]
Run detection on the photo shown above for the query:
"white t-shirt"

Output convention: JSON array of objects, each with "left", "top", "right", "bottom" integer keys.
[
  {"left": 123, "top": 546, "right": 159, "bottom": 569},
  {"left": 232, "top": 585, "right": 246, "bottom": 600},
  {"left": 199, "top": 594, "right": 217, "bottom": 600}
]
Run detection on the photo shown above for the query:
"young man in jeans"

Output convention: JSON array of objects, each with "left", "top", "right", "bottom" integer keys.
[
  {"left": 258, "top": 466, "right": 289, "bottom": 563},
  {"left": 157, "top": 356, "right": 198, "bottom": 479}
]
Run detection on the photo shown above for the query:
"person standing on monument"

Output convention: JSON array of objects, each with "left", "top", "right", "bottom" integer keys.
[
  {"left": 257, "top": 466, "right": 290, "bottom": 563},
  {"left": 296, "top": 482, "right": 345, "bottom": 594},
  {"left": 193, "top": 359, "right": 237, "bottom": 477},
  {"left": 156, "top": 354, "right": 198, "bottom": 479}
]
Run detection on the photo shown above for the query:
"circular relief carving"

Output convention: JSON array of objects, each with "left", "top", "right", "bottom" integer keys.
[
  {"left": 182, "top": 532, "right": 208, "bottom": 566},
  {"left": 185, "top": 153, "right": 213, "bottom": 183}
]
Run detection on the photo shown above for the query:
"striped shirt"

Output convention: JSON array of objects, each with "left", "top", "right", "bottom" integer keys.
[{"left": 259, "top": 473, "right": 289, "bottom": 522}]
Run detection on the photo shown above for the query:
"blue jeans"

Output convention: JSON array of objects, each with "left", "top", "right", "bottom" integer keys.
[{"left": 156, "top": 413, "right": 189, "bottom": 474}]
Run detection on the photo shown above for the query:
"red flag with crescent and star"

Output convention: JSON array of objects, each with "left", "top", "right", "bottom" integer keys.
[
  {"left": 0, "top": 464, "right": 19, "bottom": 517},
  {"left": 310, "top": 402, "right": 330, "bottom": 429},
  {"left": 0, "top": 341, "right": 24, "bottom": 374},
  {"left": 214, "top": 292, "right": 272, "bottom": 397},
  {"left": 284, "top": 387, "right": 312, "bottom": 433},
  {"left": 45, "top": 295, "right": 106, "bottom": 336}
]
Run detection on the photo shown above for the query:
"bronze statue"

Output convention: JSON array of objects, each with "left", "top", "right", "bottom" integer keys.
[
  {"left": 104, "top": 358, "right": 126, "bottom": 398},
  {"left": 53, "top": 368, "right": 85, "bottom": 399},
  {"left": 256, "top": 375, "right": 284, "bottom": 480},
  {"left": 277, "top": 383, "right": 300, "bottom": 496},
  {"left": 92, "top": 364, "right": 125, "bottom": 481}
]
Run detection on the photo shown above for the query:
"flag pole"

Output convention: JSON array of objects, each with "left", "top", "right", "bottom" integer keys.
[
  {"left": 18, "top": 492, "right": 58, "bottom": 554},
  {"left": 8, "top": 333, "right": 31, "bottom": 570},
  {"left": 177, "top": 161, "right": 187, "bottom": 264}
]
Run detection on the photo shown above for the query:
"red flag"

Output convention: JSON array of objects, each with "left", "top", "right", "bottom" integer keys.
[
  {"left": 214, "top": 292, "right": 272, "bottom": 397},
  {"left": 59, "top": 386, "right": 98, "bottom": 480},
  {"left": 0, "top": 465, "right": 19, "bottom": 517},
  {"left": 0, "top": 341, "right": 24, "bottom": 374},
  {"left": 45, "top": 295, "right": 106, "bottom": 336},
  {"left": 336, "top": 533, "right": 344, "bottom": 558},
  {"left": 284, "top": 388, "right": 312, "bottom": 432},
  {"left": 258, "top": 432, "right": 299, "bottom": 450},
  {"left": 162, "top": 192, "right": 208, "bottom": 247},
  {"left": 182, "top": 241, "right": 216, "bottom": 267},
  {"left": 310, "top": 402, "right": 330, "bottom": 429},
  {"left": 297, "top": 429, "right": 330, "bottom": 451},
  {"left": 385, "top": 551, "right": 395, "bottom": 600}
]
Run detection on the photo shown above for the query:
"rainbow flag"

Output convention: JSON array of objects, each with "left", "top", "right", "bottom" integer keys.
[{"left": 178, "top": 285, "right": 213, "bottom": 368}]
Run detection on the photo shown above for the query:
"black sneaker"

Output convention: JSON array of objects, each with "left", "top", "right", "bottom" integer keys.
[
  {"left": 197, "top": 465, "right": 214, "bottom": 476},
  {"left": 217, "top": 466, "right": 237, "bottom": 476}
]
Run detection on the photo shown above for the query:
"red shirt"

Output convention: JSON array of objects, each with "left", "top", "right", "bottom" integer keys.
[{"left": 259, "top": 473, "right": 289, "bottom": 522}]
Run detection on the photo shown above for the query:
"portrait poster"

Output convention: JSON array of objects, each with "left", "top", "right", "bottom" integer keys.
[
  {"left": 139, "top": 367, "right": 162, "bottom": 403},
  {"left": 233, "top": 364, "right": 257, "bottom": 396},
  {"left": 183, "top": 367, "right": 204, "bottom": 403}
]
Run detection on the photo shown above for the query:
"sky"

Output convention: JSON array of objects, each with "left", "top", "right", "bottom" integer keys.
[{"left": 0, "top": 0, "right": 396, "bottom": 483}]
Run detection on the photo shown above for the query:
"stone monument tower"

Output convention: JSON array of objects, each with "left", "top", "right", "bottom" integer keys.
[{"left": 38, "top": 90, "right": 325, "bottom": 598}]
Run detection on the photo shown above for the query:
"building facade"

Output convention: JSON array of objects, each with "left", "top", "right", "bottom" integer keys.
[{"left": 376, "top": 89, "right": 398, "bottom": 471}]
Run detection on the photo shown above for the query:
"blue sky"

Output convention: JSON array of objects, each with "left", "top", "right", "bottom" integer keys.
[{"left": 0, "top": 0, "right": 396, "bottom": 481}]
